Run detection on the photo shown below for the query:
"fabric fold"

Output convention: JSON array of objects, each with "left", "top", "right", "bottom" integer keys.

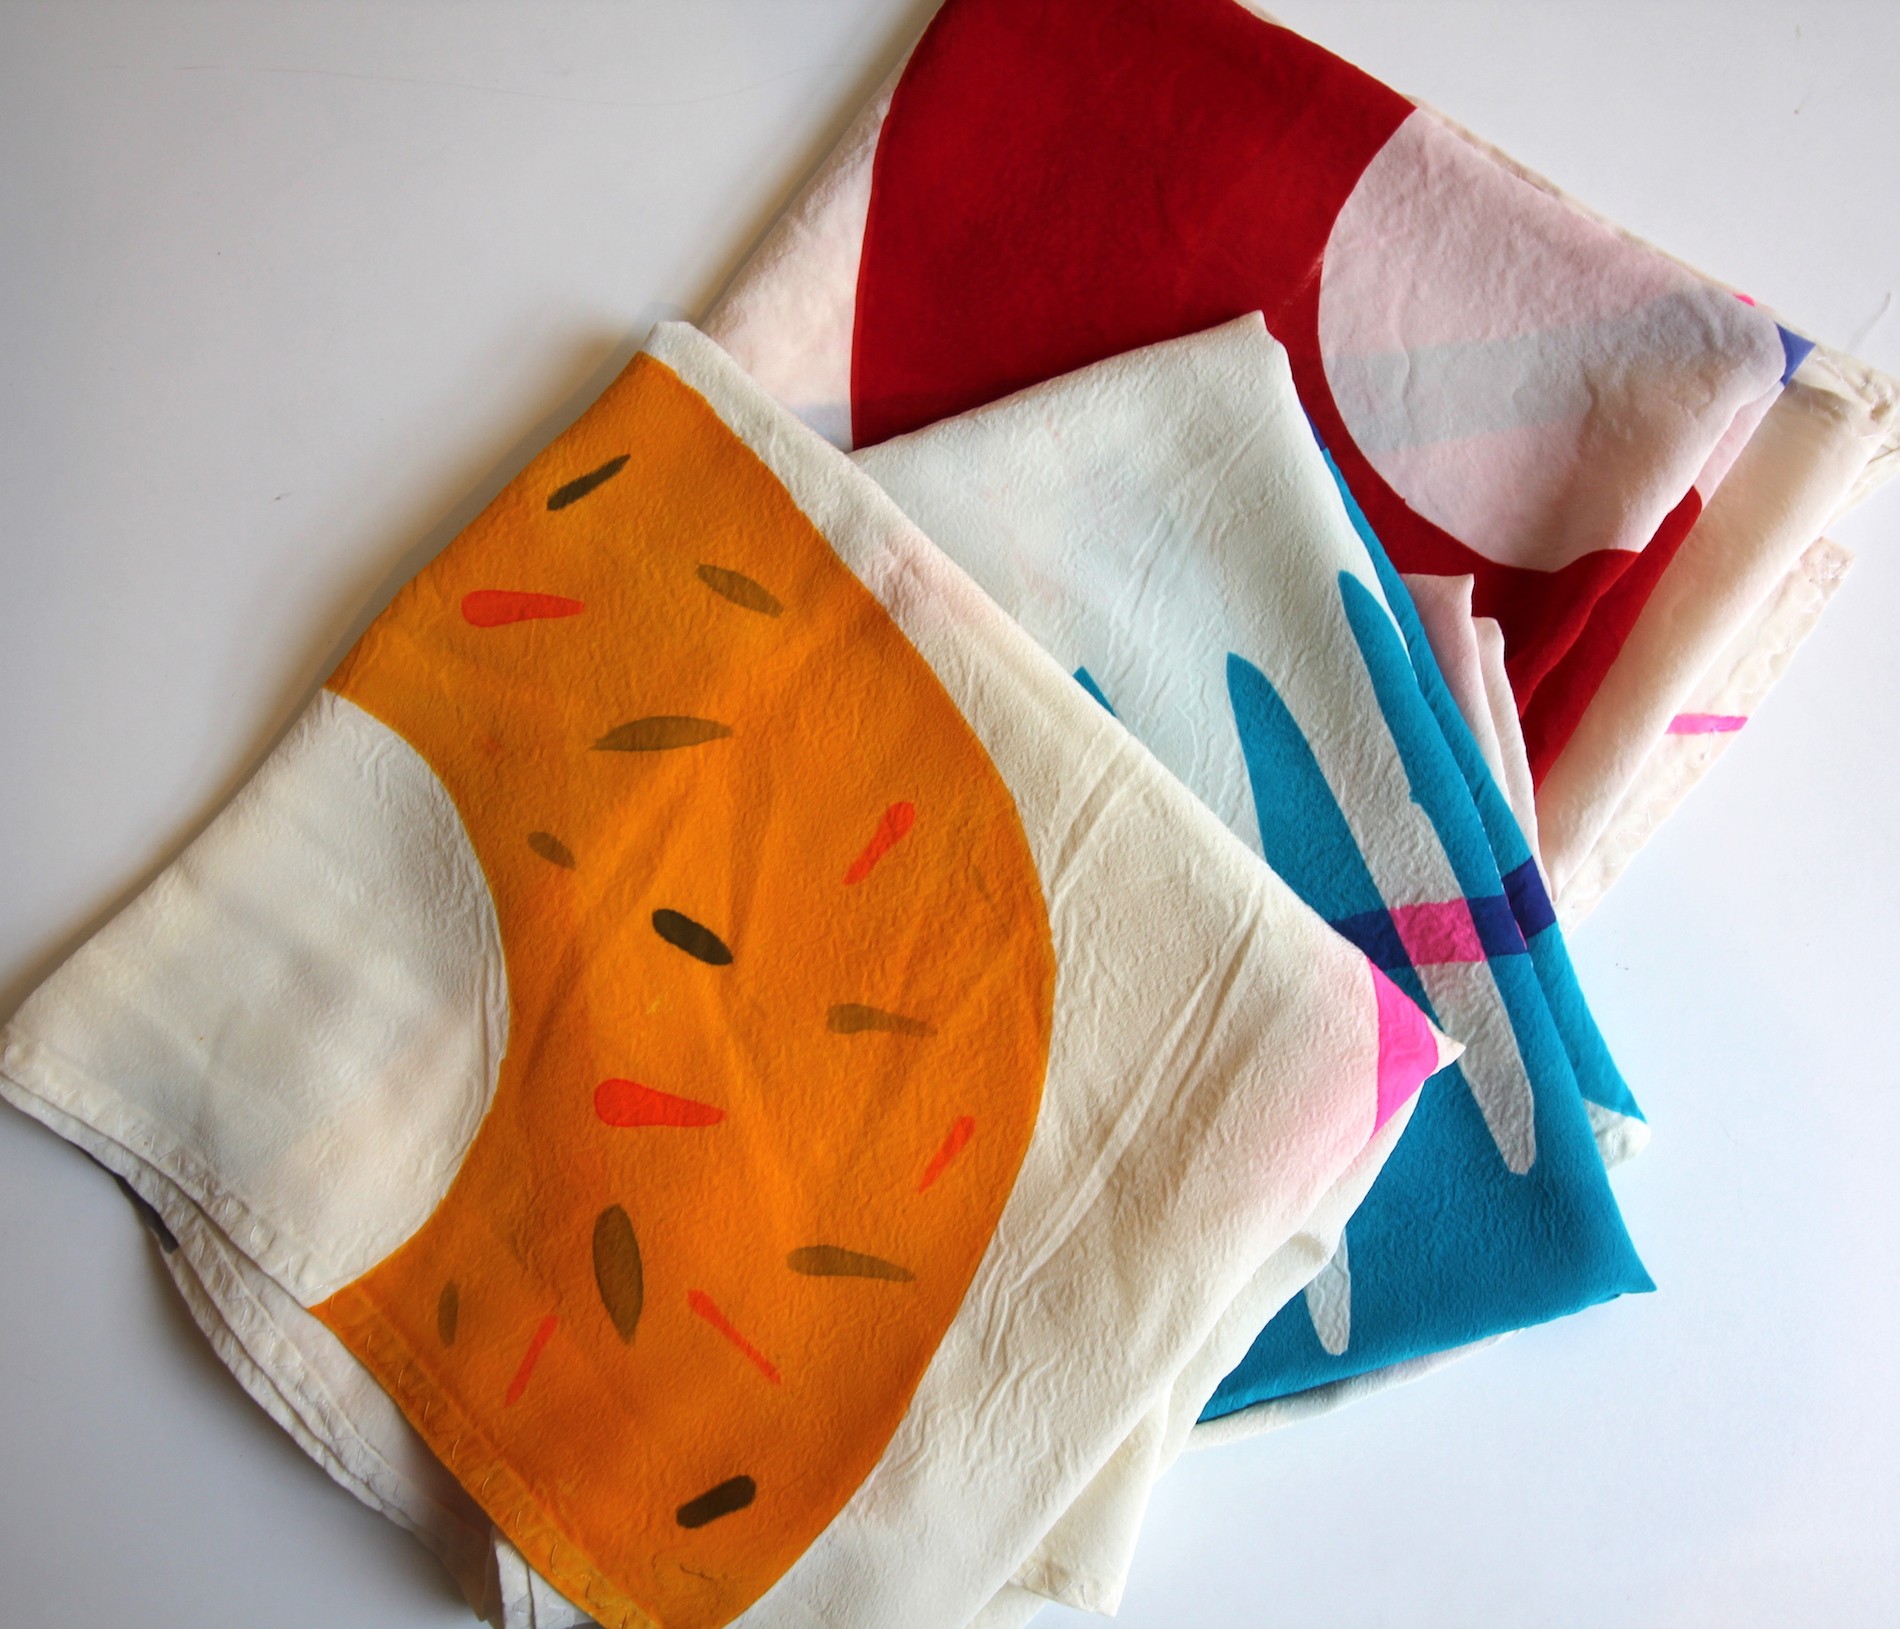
[
  {"left": 705, "top": 0, "right": 1898, "bottom": 919},
  {"left": 0, "top": 320, "right": 1451, "bottom": 1629},
  {"left": 849, "top": 315, "right": 1649, "bottom": 1451}
]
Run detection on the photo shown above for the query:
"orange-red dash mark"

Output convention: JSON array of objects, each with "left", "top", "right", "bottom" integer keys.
[
  {"left": 504, "top": 1314, "right": 559, "bottom": 1406},
  {"left": 461, "top": 590, "right": 585, "bottom": 628},
  {"left": 594, "top": 1079, "right": 725, "bottom": 1128},
  {"left": 844, "top": 801, "right": 916, "bottom": 885},
  {"left": 918, "top": 1116, "right": 976, "bottom": 1192},
  {"left": 687, "top": 1290, "right": 781, "bottom": 1385}
]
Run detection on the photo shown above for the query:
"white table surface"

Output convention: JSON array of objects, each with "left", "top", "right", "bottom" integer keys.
[{"left": 3, "top": 4, "right": 1897, "bottom": 1625}]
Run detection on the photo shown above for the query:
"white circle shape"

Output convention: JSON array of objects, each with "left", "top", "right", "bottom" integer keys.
[
  {"left": 2, "top": 690, "right": 507, "bottom": 1304},
  {"left": 1318, "top": 111, "right": 1785, "bottom": 571}
]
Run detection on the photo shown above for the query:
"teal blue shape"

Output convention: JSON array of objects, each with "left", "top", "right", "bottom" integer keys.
[
  {"left": 1206, "top": 628, "right": 1649, "bottom": 1415},
  {"left": 1073, "top": 665, "right": 1117, "bottom": 716},
  {"left": 1225, "top": 652, "right": 1413, "bottom": 958},
  {"left": 1325, "top": 452, "right": 1642, "bottom": 1126}
]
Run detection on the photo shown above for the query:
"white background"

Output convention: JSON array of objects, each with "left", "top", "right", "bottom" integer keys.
[{"left": 2, "top": 4, "right": 1896, "bottom": 1625}]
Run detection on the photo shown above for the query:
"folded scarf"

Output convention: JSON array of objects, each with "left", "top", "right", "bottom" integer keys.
[
  {"left": 0, "top": 321, "right": 1455, "bottom": 1629},
  {"left": 705, "top": 0, "right": 1899, "bottom": 922},
  {"left": 1402, "top": 574, "right": 1544, "bottom": 869},
  {"left": 855, "top": 315, "right": 1648, "bottom": 1453}
]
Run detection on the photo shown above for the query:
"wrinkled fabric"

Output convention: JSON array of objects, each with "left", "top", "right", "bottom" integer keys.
[
  {"left": 0, "top": 322, "right": 1452, "bottom": 1629},
  {"left": 854, "top": 317, "right": 1649, "bottom": 1458},
  {"left": 706, "top": 0, "right": 1899, "bottom": 922}
]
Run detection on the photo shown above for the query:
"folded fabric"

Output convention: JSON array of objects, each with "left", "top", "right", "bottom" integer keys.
[
  {"left": 854, "top": 314, "right": 1650, "bottom": 1454},
  {"left": 1554, "top": 533, "right": 1856, "bottom": 916},
  {"left": 1403, "top": 574, "right": 1545, "bottom": 873},
  {"left": 0, "top": 321, "right": 1457, "bottom": 1629},
  {"left": 705, "top": 0, "right": 1899, "bottom": 923},
  {"left": 1326, "top": 464, "right": 1651, "bottom": 1171}
]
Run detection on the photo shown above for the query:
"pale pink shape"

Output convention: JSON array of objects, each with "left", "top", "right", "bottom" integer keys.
[
  {"left": 1372, "top": 967, "right": 1442, "bottom": 1132},
  {"left": 1318, "top": 110, "right": 1785, "bottom": 571},
  {"left": 1390, "top": 899, "right": 1485, "bottom": 967},
  {"left": 1667, "top": 712, "right": 1747, "bottom": 735}
]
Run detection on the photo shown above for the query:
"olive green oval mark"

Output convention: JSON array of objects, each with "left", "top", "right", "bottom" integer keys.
[
  {"left": 527, "top": 831, "right": 576, "bottom": 869},
  {"left": 827, "top": 1004, "right": 935, "bottom": 1038},
  {"left": 437, "top": 1282, "right": 460, "bottom": 1347},
  {"left": 653, "top": 909, "right": 733, "bottom": 966},
  {"left": 696, "top": 563, "right": 784, "bottom": 617},
  {"left": 546, "top": 455, "right": 629, "bottom": 511},
  {"left": 592, "top": 1205, "right": 644, "bottom": 1343},
  {"left": 594, "top": 716, "right": 733, "bottom": 752},
  {"left": 786, "top": 1246, "right": 914, "bottom": 1283},
  {"left": 676, "top": 1475, "right": 755, "bottom": 1529}
]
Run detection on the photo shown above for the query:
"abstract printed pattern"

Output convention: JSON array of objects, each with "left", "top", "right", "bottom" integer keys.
[
  {"left": 1210, "top": 560, "right": 1650, "bottom": 1404},
  {"left": 0, "top": 322, "right": 1457, "bottom": 1629},
  {"left": 854, "top": 316, "right": 1649, "bottom": 1419},
  {"left": 314, "top": 355, "right": 1059, "bottom": 1629},
  {"left": 845, "top": 0, "right": 1790, "bottom": 789},
  {"left": 1326, "top": 457, "right": 1650, "bottom": 1152},
  {"left": 706, "top": 0, "right": 1897, "bottom": 923}
]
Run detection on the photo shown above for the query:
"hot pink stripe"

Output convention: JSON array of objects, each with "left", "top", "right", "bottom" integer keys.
[
  {"left": 1390, "top": 899, "right": 1484, "bottom": 966},
  {"left": 1667, "top": 712, "right": 1747, "bottom": 735},
  {"left": 1371, "top": 967, "right": 1440, "bottom": 1133}
]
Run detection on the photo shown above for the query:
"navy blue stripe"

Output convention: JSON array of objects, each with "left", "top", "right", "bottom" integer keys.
[
  {"left": 1468, "top": 892, "right": 1526, "bottom": 957},
  {"left": 1329, "top": 906, "right": 1410, "bottom": 972},
  {"left": 1502, "top": 858, "right": 1557, "bottom": 939}
]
